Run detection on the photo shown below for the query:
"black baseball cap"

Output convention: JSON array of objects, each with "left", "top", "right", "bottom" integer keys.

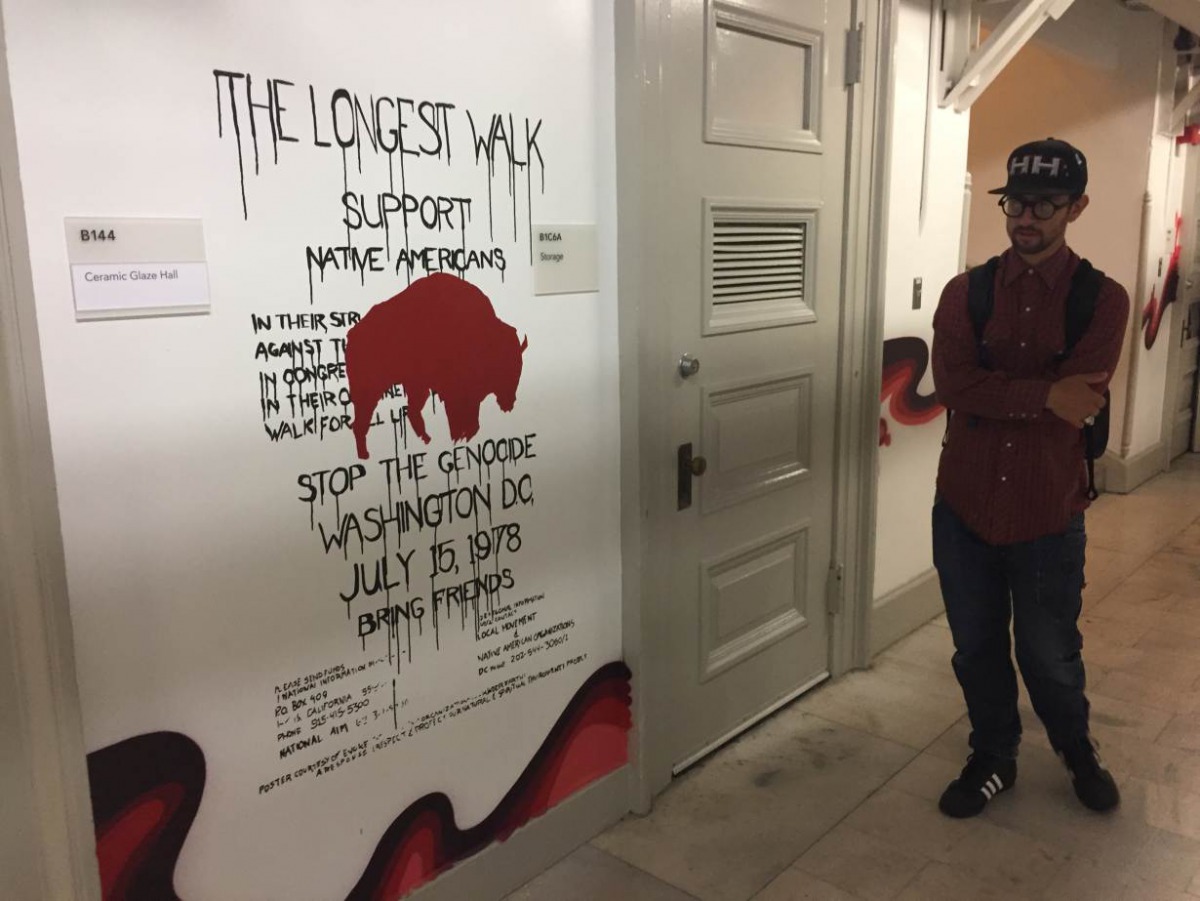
[{"left": 989, "top": 138, "right": 1088, "bottom": 196}]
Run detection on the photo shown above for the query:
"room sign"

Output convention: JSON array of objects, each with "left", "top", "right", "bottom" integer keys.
[
  {"left": 65, "top": 217, "right": 210, "bottom": 320},
  {"left": 532, "top": 223, "right": 598, "bottom": 295}
]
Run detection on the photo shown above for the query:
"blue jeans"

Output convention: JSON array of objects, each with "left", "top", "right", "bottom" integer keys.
[{"left": 932, "top": 500, "right": 1089, "bottom": 758}]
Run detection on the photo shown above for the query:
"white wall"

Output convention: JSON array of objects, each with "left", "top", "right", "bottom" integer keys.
[
  {"left": 874, "top": 0, "right": 972, "bottom": 600},
  {"left": 967, "top": 0, "right": 1175, "bottom": 458},
  {"left": 1, "top": 2, "right": 623, "bottom": 898},
  {"left": 1129, "top": 131, "right": 1186, "bottom": 456}
]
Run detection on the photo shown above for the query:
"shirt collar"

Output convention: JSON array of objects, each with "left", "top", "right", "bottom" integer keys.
[{"left": 1000, "top": 244, "right": 1075, "bottom": 289}]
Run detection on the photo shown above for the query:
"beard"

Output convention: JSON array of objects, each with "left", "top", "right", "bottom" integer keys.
[{"left": 1009, "top": 226, "right": 1055, "bottom": 255}]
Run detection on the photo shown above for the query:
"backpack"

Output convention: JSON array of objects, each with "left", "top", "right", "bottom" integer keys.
[{"left": 965, "top": 256, "right": 1108, "bottom": 500}]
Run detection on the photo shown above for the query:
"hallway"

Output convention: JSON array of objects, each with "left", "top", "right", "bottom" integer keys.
[{"left": 510, "top": 456, "right": 1200, "bottom": 901}]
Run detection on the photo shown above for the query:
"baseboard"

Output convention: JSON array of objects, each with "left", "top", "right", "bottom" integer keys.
[
  {"left": 410, "top": 766, "right": 633, "bottom": 901},
  {"left": 870, "top": 568, "right": 943, "bottom": 658},
  {"left": 1100, "top": 441, "right": 1166, "bottom": 495}
]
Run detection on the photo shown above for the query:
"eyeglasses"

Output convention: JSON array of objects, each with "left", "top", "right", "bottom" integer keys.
[{"left": 999, "top": 196, "right": 1073, "bottom": 220}]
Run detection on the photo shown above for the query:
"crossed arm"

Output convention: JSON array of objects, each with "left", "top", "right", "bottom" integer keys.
[{"left": 931, "top": 271, "right": 1130, "bottom": 428}]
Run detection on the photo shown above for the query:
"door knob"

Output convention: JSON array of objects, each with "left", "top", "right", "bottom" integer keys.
[
  {"left": 678, "top": 442, "right": 707, "bottom": 509},
  {"left": 678, "top": 354, "right": 701, "bottom": 378}
]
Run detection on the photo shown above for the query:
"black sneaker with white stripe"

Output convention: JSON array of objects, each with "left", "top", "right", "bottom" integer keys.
[{"left": 938, "top": 752, "right": 1017, "bottom": 818}]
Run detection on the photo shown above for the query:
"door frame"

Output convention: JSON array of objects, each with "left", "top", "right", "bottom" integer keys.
[
  {"left": 0, "top": 7, "right": 102, "bottom": 897},
  {"left": 617, "top": 0, "right": 895, "bottom": 803},
  {"left": 1163, "top": 142, "right": 1198, "bottom": 466}
]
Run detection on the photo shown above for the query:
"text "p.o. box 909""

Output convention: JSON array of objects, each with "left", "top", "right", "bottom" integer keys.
[{"left": 65, "top": 217, "right": 210, "bottom": 321}]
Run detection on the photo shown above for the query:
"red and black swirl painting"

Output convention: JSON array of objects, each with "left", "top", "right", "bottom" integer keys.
[
  {"left": 1142, "top": 214, "right": 1182, "bottom": 351},
  {"left": 86, "top": 662, "right": 632, "bottom": 901},
  {"left": 879, "top": 336, "right": 945, "bottom": 447}
]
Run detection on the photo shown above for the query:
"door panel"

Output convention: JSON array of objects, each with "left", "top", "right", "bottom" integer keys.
[
  {"left": 662, "top": 0, "right": 852, "bottom": 771},
  {"left": 700, "top": 523, "right": 812, "bottom": 681},
  {"left": 701, "top": 370, "right": 813, "bottom": 512}
]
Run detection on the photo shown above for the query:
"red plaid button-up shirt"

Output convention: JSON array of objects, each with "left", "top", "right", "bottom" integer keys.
[{"left": 932, "top": 246, "right": 1130, "bottom": 545}]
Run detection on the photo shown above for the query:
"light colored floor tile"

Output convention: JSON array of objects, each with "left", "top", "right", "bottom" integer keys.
[
  {"left": 1090, "top": 730, "right": 1200, "bottom": 796},
  {"left": 943, "top": 819, "right": 1071, "bottom": 897},
  {"left": 1083, "top": 638, "right": 1147, "bottom": 675},
  {"left": 1143, "top": 780, "right": 1200, "bottom": 842},
  {"left": 1083, "top": 608, "right": 1158, "bottom": 646},
  {"left": 1037, "top": 857, "right": 1125, "bottom": 901},
  {"left": 841, "top": 787, "right": 975, "bottom": 863},
  {"left": 877, "top": 624, "right": 954, "bottom": 675},
  {"left": 593, "top": 713, "right": 915, "bottom": 901},
  {"left": 1136, "top": 628, "right": 1200, "bottom": 664},
  {"left": 1131, "top": 829, "right": 1200, "bottom": 895},
  {"left": 1086, "top": 494, "right": 1198, "bottom": 557},
  {"left": 1151, "top": 610, "right": 1200, "bottom": 640},
  {"left": 751, "top": 869, "right": 866, "bottom": 901},
  {"left": 1034, "top": 851, "right": 1200, "bottom": 901},
  {"left": 1126, "top": 551, "right": 1200, "bottom": 599},
  {"left": 1133, "top": 467, "right": 1200, "bottom": 504},
  {"left": 894, "top": 862, "right": 1026, "bottom": 901},
  {"left": 1083, "top": 548, "right": 1152, "bottom": 608},
  {"left": 1160, "top": 715, "right": 1200, "bottom": 754},
  {"left": 925, "top": 716, "right": 974, "bottom": 763},
  {"left": 1167, "top": 522, "right": 1200, "bottom": 557},
  {"left": 1089, "top": 606, "right": 1200, "bottom": 655},
  {"left": 1118, "top": 887, "right": 1200, "bottom": 900},
  {"left": 1089, "top": 580, "right": 1180, "bottom": 624},
  {"left": 797, "top": 657, "right": 964, "bottom": 750},
  {"left": 1120, "top": 649, "right": 1200, "bottom": 687},
  {"left": 506, "top": 845, "right": 700, "bottom": 901},
  {"left": 884, "top": 751, "right": 963, "bottom": 803},
  {"left": 793, "top": 823, "right": 927, "bottom": 901},
  {"left": 1091, "top": 669, "right": 1198, "bottom": 715},
  {"left": 1089, "top": 692, "right": 1174, "bottom": 745}
]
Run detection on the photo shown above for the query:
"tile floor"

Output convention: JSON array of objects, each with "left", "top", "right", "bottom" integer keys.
[{"left": 510, "top": 455, "right": 1200, "bottom": 901}]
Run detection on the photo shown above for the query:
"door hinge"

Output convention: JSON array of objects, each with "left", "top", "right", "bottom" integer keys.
[
  {"left": 826, "top": 561, "right": 846, "bottom": 615},
  {"left": 845, "top": 23, "right": 864, "bottom": 87}
]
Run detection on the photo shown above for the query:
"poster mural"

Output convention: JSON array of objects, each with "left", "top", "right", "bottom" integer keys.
[
  {"left": 3, "top": 4, "right": 626, "bottom": 899},
  {"left": 879, "top": 337, "right": 944, "bottom": 447},
  {"left": 1142, "top": 213, "right": 1182, "bottom": 350}
]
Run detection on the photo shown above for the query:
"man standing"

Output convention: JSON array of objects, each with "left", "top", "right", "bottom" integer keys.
[{"left": 931, "top": 139, "right": 1129, "bottom": 818}]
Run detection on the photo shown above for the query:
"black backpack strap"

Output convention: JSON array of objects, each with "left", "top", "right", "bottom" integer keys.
[
  {"left": 951, "top": 257, "right": 1001, "bottom": 437},
  {"left": 1062, "top": 259, "right": 1104, "bottom": 355},
  {"left": 1063, "top": 258, "right": 1106, "bottom": 501},
  {"left": 967, "top": 256, "right": 1002, "bottom": 367}
]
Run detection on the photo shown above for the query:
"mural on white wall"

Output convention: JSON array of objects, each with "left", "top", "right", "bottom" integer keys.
[
  {"left": 879, "top": 336, "right": 945, "bottom": 447},
  {"left": 3, "top": 6, "right": 629, "bottom": 897},
  {"left": 1142, "top": 213, "right": 1182, "bottom": 350}
]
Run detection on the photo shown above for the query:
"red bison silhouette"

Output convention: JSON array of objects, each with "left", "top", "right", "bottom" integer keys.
[{"left": 345, "top": 274, "right": 527, "bottom": 459}]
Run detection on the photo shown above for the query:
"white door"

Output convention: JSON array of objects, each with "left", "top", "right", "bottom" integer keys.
[
  {"left": 1172, "top": 299, "right": 1199, "bottom": 458},
  {"left": 1172, "top": 149, "right": 1200, "bottom": 458},
  {"left": 655, "top": 0, "right": 855, "bottom": 772}
]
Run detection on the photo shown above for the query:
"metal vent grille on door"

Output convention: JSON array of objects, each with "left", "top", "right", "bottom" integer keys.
[{"left": 704, "top": 199, "right": 819, "bottom": 335}]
